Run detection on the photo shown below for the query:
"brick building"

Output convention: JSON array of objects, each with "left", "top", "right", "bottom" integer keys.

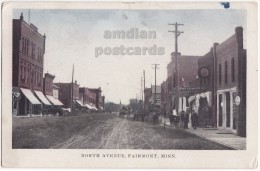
[
  {"left": 215, "top": 27, "right": 246, "bottom": 136},
  {"left": 12, "top": 13, "right": 46, "bottom": 115},
  {"left": 54, "top": 81, "right": 80, "bottom": 109},
  {"left": 43, "top": 73, "right": 63, "bottom": 106},
  {"left": 43, "top": 73, "right": 55, "bottom": 96},
  {"left": 101, "top": 96, "right": 105, "bottom": 110},
  {"left": 189, "top": 27, "right": 246, "bottom": 137},
  {"left": 79, "top": 87, "right": 97, "bottom": 109},
  {"left": 161, "top": 81, "right": 166, "bottom": 108},
  {"left": 165, "top": 53, "right": 201, "bottom": 115},
  {"left": 144, "top": 87, "right": 152, "bottom": 111},
  {"left": 89, "top": 87, "right": 102, "bottom": 110}
]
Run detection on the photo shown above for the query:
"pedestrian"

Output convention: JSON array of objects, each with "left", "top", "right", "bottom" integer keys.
[
  {"left": 191, "top": 110, "right": 198, "bottom": 129},
  {"left": 184, "top": 111, "right": 189, "bottom": 129},
  {"left": 180, "top": 111, "right": 185, "bottom": 128}
]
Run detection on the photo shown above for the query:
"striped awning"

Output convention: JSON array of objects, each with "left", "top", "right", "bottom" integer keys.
[
  {"left": 84, "top": 103, "right": 93, "bottom": 109},
  {"left": 20, "top": 88, "right": 41, "bottom": 105},
  {"left": 34, "top": 90, "right": 51, "bottom": 105},
  {"left": 46, "top": 95, "right": 63, "bottom": 106},
  {"left": 75, "top": 100, "right": 83, "bottom": 106}
]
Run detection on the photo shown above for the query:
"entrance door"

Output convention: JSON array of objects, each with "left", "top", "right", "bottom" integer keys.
[
  {"left": 226, "top": 92, "right": 231, "bottom": 127},
  {"left": 218, "top": 94, "right": 223, "bottom": 127}
]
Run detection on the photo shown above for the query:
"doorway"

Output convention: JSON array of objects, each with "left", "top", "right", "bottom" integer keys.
[
  {"left": 218, "top": 94, "right": 223, "bottom": 127},
  {"left": 226, "top": 92, "right": 231, "bottom": 128}
]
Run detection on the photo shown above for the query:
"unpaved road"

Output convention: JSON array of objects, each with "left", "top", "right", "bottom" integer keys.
[{"left": 13, "top": 113, "right": 231, "bottom": 149}]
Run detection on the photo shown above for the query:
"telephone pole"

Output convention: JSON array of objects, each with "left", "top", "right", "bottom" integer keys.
[
  {"left": 152, "top": 64, "right": 160, "bottom": 105},
  {"left": 169, "top": 22, "right": 183, "bottom": 115},
  {"left": 141, "top": 76, "right": 143, "bottom": 101},
  {"left": 143, "top": 70, "right": 146, "bottom": 111},
  {"left": 71, "top": 64, "right": 74, "bottom": 111}
]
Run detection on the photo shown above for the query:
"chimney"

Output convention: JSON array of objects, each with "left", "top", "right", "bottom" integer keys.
[
  {"left": 235, "top": 27, "right": 243, "bottom": 49},
  {"left": 75, "top": 80, "right": 77, "bottom": 84}
]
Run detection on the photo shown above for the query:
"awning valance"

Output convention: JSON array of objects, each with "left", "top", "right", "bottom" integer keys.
[
  {"left": 34, "top": 90, "right": 51, "bottom": 105},
  {"left": 20, "top": 88, "right": 41, "bottom": 105},
  {"left": 46, "top": 95, "right": 63, "bottom": 106}
]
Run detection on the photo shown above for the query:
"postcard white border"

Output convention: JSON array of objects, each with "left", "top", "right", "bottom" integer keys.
[{"left": 1, "top": 1, "right": 258, "bottom": 168}]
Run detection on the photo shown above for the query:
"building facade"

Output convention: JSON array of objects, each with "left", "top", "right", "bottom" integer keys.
[
  {"left": 215, "top": 27, "right": 246, "bottom": 136},
  {"left": 165, "top": 53, "right": 201, "bottom": 115},
  {"left": 89, "top": 87, "right": 102, "bottom": 109},
  {"left": 79, "top": 87, "right": 97, "bottom": 107},
  {"left": 54, "top": 81, "right": 80, "bottom": 109},
  {"left": 12, "top": 13, "right": 46, "bottom": 115},
  {"left": 43, "top": 73, "right": 55, "bottom": 96},
  {"left": 53, "top": 84, "right": 60, "bottom": 99}
]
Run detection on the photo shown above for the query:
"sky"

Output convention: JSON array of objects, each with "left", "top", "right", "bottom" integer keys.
[{"left": 13, "top": 9, "right": 246, "bottom": 104}]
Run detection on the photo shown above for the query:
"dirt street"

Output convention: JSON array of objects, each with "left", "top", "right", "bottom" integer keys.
[{"left": 13, "top": 113, "right": 231, "bottom": 149}]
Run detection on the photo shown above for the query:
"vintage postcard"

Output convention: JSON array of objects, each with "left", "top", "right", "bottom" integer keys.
[{"left": 1, "top": 1, "right": 258, "bottom": 169}]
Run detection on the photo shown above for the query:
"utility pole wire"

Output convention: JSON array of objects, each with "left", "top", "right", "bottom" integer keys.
[{"left": 169, "top": 22, "right": 184, "bottom": 115}]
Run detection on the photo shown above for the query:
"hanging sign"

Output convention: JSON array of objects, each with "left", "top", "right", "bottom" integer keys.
[
  {"left": 235, "top": 96, "right": 241, "bottom": 105},
  {"left": 199, "top": 67, "right": 209, "bottom": 77}
]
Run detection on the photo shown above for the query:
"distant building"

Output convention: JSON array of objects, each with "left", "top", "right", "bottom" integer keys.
[
  {"left": 161, "top": 81, "right": 166, "bottom": 108},
  {"left": 151, "top": 85, "right": 161, "bottom": 106},
  {"left": 54, "top": 81, "right": 79, "bottom": 109},
  {"left": 42, "top": 73, "right": 63, "bottom": 106},
  {"left": 43, "top": 73, "right": 55, "bottom": 96},
  {"left": 89, "top": 87, "right": 102, "bottom": 110},
  {"left": 12, "top": 13, "right": 46, "bottom": 115},
  {"left": 144, "top": 87, "right": 152, "bottom": 111},
  {"left": 79, "top": 87, "right": 97, "bottom": 109},
  {"left": 101, "top": 96, "right": 105, "bottom": 110},
  {"left": 53, "top": 84, "right": 60, "bottom": 99}
]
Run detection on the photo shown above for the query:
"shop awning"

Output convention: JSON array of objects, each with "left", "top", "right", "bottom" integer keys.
[
  {"left": 100, "top": 107, "right": 104, "bottom": 110},
  {"left": 75, "top": 100, "right": 83, "bottom": 106},
  {"left": 92, "top": 106, "right": 98, "bottom": 110},
  {"left": 84, "top": 103, "right": 93, "bottom": 109},
  {"left": 20, "top": 88, "right": 41, "bottom": 105},
  {"left": 34, "top": 90, "right": 51, "bottom": 105},
  {"left": 46, "top": 95, "right": 63, "bottom": 106}
]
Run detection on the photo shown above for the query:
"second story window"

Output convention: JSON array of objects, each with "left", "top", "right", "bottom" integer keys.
[
  {"left": 225, "top": 61, "right": 228, "bottom": 84},
  {"left": 231, "top": 58, "right": 235, "bottom": 82},
  {"left": 219, "top": 63, "right": 222, "bottom": 86},
  {"left": 22, "top": 38, "right": 25, "bottom": 53}
]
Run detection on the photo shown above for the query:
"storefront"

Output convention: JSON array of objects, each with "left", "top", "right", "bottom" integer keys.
[
  {"left": 188, "top": 91, "right": 213, "bottom": 127},
  {"left": 19, "top": 88, "right": 42, "bottom": 116},
  {"left": 217, "top": 87, "right": 237, "bottom": 134}
]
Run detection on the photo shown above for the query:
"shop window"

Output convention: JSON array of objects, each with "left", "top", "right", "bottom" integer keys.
[
  {"left": 22, "top": 38, "right": 25, "bottom": 53},
  {"left": 231, "top": 58, "right": 235, "bottom": 82},
  {"left": 173, "top": 73, "right": 176, "bottom": 87}
]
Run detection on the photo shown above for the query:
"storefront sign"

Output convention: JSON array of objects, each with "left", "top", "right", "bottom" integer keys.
[{"left": 235, "top": 96, "right": 241, "bottom": 105}]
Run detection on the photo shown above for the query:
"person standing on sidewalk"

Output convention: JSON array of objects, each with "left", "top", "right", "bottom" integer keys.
[
  {"left": 191, "top": 110, "right": 198, "bottom": 129},
  {"left": 184, "top": 111, "right": 189, "bottom": 129}
]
